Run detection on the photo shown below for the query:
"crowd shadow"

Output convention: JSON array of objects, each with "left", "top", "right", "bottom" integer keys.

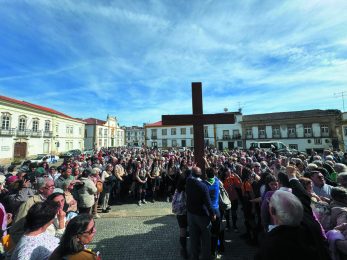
[
  {"left": 91, "top": 215, "right": 181, "bottom": 260},
  {"left": 90, "top": 212, "right": 257, "bottom": 260}
]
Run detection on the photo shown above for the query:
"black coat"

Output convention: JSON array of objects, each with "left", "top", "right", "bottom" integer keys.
[{"left": 255, "top": 225, "right": 330, "bottom": 260}]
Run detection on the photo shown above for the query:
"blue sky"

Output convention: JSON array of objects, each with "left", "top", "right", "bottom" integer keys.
[{"left": 0, "top": 0, "right": 347, "bottom": 126}]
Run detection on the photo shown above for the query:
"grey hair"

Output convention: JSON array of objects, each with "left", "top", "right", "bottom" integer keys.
[
  {"left": 334, "top": 163, "right": 347, "bottom": 174},
  {"left": 337, "top": 172, "right": 347, "bottom": 188},
  {"left": 269, "top": 190, "right": 303, "bottom": 226},
  {"left": 35, "top": 177, "right": 50, "bottom": 190}
]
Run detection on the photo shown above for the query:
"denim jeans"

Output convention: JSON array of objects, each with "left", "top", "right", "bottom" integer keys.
[{"left": 188, "top": 212, "right": 211, "bottom": 260}]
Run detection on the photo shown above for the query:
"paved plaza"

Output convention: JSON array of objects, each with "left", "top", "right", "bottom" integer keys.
[{"left": 89, "top": 201, "right": 257, "bottom": 260}]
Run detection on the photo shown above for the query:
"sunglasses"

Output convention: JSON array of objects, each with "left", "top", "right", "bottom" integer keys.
[{"left": 83, "top": 223, "right": 96, "bottom": 235}]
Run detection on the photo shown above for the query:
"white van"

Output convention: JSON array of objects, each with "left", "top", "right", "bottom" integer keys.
[{"left": 250, "top": 141, "right": 288, "bottom": 151}]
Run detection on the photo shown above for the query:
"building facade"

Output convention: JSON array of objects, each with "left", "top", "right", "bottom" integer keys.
[
  {"left": 123, "top": 126, "right": 145, "bottom": 147},
  {"left": 84, "top": 116, "right": 125, "bottom": 150},
  {"left": 241, "top": 109, "right": 342, "bottom": 153},
  {"left": 144, "top": 112, "right": 242, "bottom": 149},
  {"left": 0, "top": 95, "right": 85, "bottom": 162}
]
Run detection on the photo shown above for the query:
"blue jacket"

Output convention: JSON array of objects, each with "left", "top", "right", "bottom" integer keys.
[
  {"left": 204, "top": 177, "right": 220, "bottom": 210},
  {"left": 186, "top": 176, "right": 214, "bottom": 217}
]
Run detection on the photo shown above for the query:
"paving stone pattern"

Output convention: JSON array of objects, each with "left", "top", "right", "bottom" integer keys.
[{"left": 89, "top": 202, "right": 257, "bottom": 260}]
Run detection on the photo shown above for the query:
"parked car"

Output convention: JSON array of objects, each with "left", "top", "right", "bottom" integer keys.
[
  {"left": 30, "top": 154, "right": 59, "bottom": 164},
  {"left": 83, "top": 149, "right": 95, "bottom": 157},
  {"left": 61, "top": 149, "right": 82, "bottom": 159}
]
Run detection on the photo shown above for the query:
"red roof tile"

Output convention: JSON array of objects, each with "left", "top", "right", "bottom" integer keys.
[
  {"left": 83, "top": 118, "right": 106, "bottom": 125},
  {"left": 0, "top": 95, "right": 84, "bottom": 122},
  {"left": 145, "top": 121, "right": 162, "bottom": 127}
]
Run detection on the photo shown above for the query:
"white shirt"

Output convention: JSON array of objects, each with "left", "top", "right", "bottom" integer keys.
[{"left": 11, "top": 231, "right": 59, "bottom": 260}]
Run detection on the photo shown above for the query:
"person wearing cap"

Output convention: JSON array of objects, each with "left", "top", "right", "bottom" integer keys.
[
  {"left": 76, "top": 169, "right": 98, "bottom": 214},
  {"left": 55, "top": 168, "right": 74, "bottom": 189}
]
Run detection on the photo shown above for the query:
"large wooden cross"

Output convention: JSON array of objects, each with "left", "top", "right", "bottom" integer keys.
[{"left": 162, "top": 82, "right": 235, "bottom": 173}]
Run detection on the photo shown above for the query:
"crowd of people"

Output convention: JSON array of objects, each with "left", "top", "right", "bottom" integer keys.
[{"left": 0, "top": 146, "right": 346, "bottom": 259}]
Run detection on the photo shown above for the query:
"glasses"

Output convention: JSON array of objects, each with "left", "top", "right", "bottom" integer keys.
[
  {"left": 44, "top": 185, "right": 55, "bottom": 190},
  {"left": 83, "top": 224, "right": 96, "bottom": 235}
]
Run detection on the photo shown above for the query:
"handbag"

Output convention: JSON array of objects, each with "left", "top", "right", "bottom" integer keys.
[
  {"left": 219, "top": 182, "right": 231, "bottom": 211},
  {"left": 96, "top": 180, "right": 103, "bottom": 193}
]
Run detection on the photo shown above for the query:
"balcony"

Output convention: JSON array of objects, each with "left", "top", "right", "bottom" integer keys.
[
  {"left": 321, "top": 132, "right": 329, "bottom": 137},
  {"left": 273, "top": 134, "right": 281, "bottom": 139},
  {"left": 17, "top": 129, "right": 31, "bottom": 137},
  {"left": 151, "top": 135, "right": 157, "bottom": 140},
  {"left": 233, "top": 134, "right": 241, "bottom": 139},
  {"left": 288, "top": 133, "right": 297, "bottom": 138},
  {"left": 246, "top": 134, "right": 253, "bottom": 139},
  {"left": 258, "top": 134, "right": 266, "bottom": 139},
  {"left": 43, "top": 131, "right": 53, "bottom": 138},
  {"left": 31, "top": 130, "right": 42, "bottom": 138},
  {"left": 222, "top": 135, "right": 231, "bottom": 140},
  {"left": 304, "top": 133, "right": 312, "bottom": 138},
  {"left": 0, "top": 128, "right": 15, "bottom": 136}
]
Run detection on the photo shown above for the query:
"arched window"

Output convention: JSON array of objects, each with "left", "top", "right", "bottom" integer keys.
[
  {"left": 1, "top": 113, "right": 11, "bottom": 130},
  {"left": 32, "top": 118, "right": 39, "bottom": 132},
  {"left": 18, "top": 116, "right": 27, "bottom": 131}
]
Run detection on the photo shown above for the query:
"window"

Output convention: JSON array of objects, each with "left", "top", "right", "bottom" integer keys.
[
  {"left": 289, "top": 144, "right": 298, "bottom": 150},
  {"left": 162, "top": 139, "right": 167, "bottom": 147},
  {"left": 18, "top": 116, "right": 26, "bottom": 131},
  {"left": 204, "top": 126, "right": 208, "bottom": 138},
  {"left": 246, "top": 128, "right": 252, "bottom": 138},
  {"left": 172, "top": 139, "right": 177, "bottom": 147},
  {"left": 171, "top": 128, "right": 176, "bottom": 135},
  {"left": 162, "top": 129, "right": 167, "bottom": 135},
  {"left": 288, "top": 125, "right": 296, "bottom": 137},
  {"left": 151, "top": 129, "right": 157, "bottom": 138},
  {"left": 44, "top": 121, "right": 50, "bottom": 132},
  {"left": 104, "top": 139, "right": 107, "bottom": 147},
  {"left": 1, "top": 113, "right": 11, "bottom": 130},
  {"left": 32, "top": 119, "right": 39, "bottom": 132},
  {"left": 272, "top": 126, "right": 280, "bottom": 138},
  {"left": 314, "top": 138, "right": 322, "bottom": 145},
  {"left": 223, "top": 130, "right": 229, "bottom": 139},
  {"left": 104, "top": 129, "right": 108, "bottom": 137},
  {"left": 233, "top": 130, "right": 240, "bottom": 139},
  {"left": 321, "top": 124, "right": 329, "bottom": 137},
  {"left": 258, "top": 126, "right": 266, "bottom": 138},
  {"left": 180, "top": 128, "right": 186, "bottom": 135},
  {"left": 98, "top": 128, "right": 102, "bottom": 137},
  {"left": 65, "top": 142, "right": 69, "bottom": 150},
  {"left": 344, "top": 127, "right": 347, "bottom": 136},
  {"left": 79, "top": 127, "right": 82, "bottom": 135},
  {"left": 237, "top": 141, "right": 243, "bottom": 147},
  {"left": 190, "top": 127, "right": 193, "bottom": 135},
  {"left": 98, "top": 139, "right": 102, "bottom": 147},
  {"left": 304, "top": 124, "right": 312, "bottom": 137},
  {"left": 55, "top": 124, "right": 59, "bottom": 134}
]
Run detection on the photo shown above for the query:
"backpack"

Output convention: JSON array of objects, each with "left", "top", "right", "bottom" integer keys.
[
  {"left": 219, "top": 182, "right": 232, "bottom": 211},
  {"left": 172, "top": 190, "right": 186, "bottom": 215}
]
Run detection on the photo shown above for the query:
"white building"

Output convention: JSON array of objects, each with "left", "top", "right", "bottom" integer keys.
[
  {"left": 84, "top": 116, "right": 125, "bottom": 150},
  {"left": 0, "top": 95, "right": 85, "bottom": 162},
  {"left": 123, "top": 126, "right": 145, "bottom": 147},
  {"left": 241, "top": 109, "right": 342, "bottom": 153},
  {"left": 144, "top": 112, "right": 242, "bottom": 149}
]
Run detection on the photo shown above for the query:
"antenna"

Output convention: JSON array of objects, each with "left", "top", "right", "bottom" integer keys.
[{"left": 334, "top": 91, "right": 346, "bottom": 112}]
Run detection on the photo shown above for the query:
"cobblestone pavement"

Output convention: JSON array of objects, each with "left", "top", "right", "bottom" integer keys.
[{"left": 89, "top": 201, "right": 257, "bottom": 260}]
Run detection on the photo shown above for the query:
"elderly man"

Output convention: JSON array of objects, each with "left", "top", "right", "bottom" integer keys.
[
  {"left": 186, "top": 167, "right": 215, "bottom": 260},
  {"left": 310, "top": 171, "right": 333, "bottom": 200},
  {"left": 255, "top": 190, "right": 329, "bottom": 260},
  {"left": 10, "top": 177, "right": 55, "bottom": 245}
]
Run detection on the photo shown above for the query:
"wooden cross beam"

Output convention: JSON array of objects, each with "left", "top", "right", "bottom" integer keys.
[{"left": 162, "top": 82, "right": 235, "bottom": 173}]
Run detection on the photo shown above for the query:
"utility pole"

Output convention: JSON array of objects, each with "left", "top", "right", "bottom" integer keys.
[{"left": 334, "top": 91, "right": 346, "bottom": 112}]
